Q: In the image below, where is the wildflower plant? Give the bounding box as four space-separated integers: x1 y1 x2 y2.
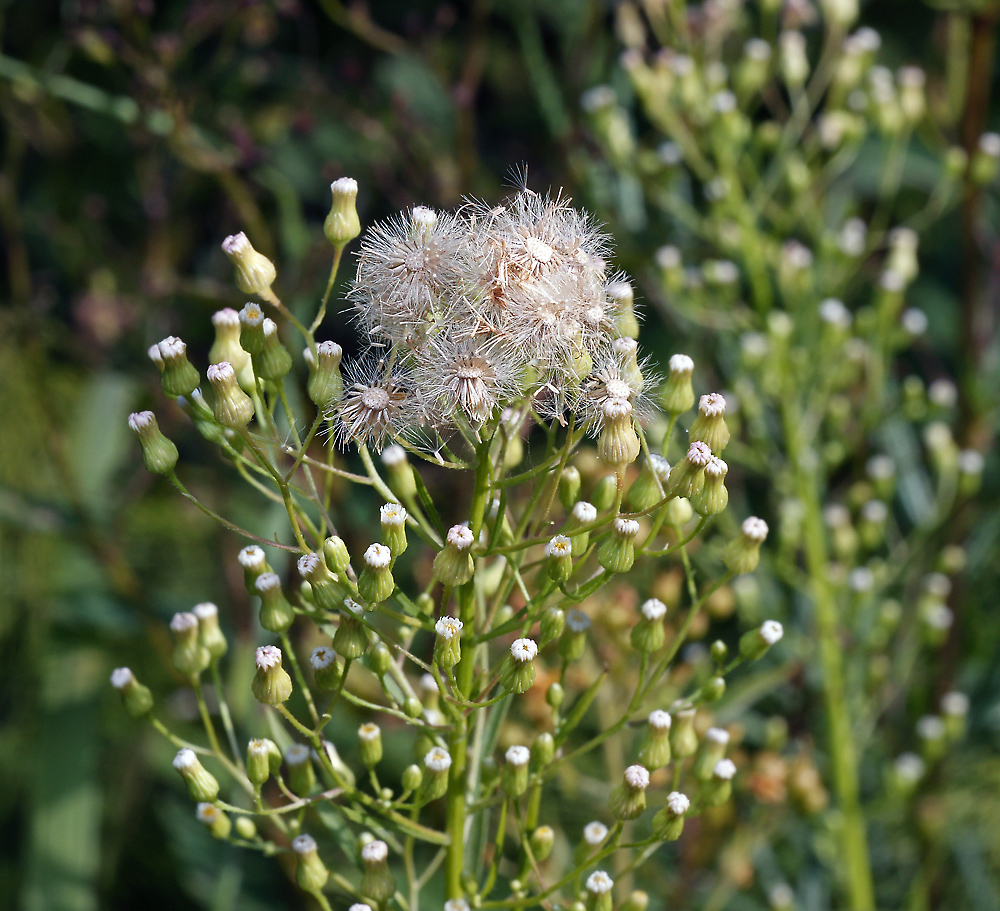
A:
118 179 787 909
580 4 988 907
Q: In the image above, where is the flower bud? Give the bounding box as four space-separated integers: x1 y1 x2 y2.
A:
378 503 408 559
607 280 639 339
668 442 712 499
597 398 640 468
529 824 555 861
207 362 255 429
598 517 640 574
209 308 252 384
433 616 464 668
422 746 452 801
304 340 344 411
592 474 619 512
558 609 591 662
359 839 395 906
402 764 423 793
253 318 292 382
500 638 538 694
631 598 667 653
251 645 293 705
297 552 341 611
691 456 728 517
283 743 316 796
670 708 699 758
170 612 210 677
559 465 582 510
324 177 362 248
701 757 736 806
539 607 565 646
433 525 475 586
693 727 731 781
238 545 271 593
621 891 649 911
238 302 267 357
254 573 295 632
531 732 555 769
689 393 730 455
292 834 329 894
740 620 784 661
192 601 227 661
626 455 670 512
381 444 417 500
563 500 597 555
724 516 769 574
368 641 391 677
958 449 984 497
196 802 231 839
941 691 969 741
333 599 369 660
545 534 574 583
157 336 200 398
358 722 383 767
502 744 531 797
585 870 614 911
651 791 690 841
222 232 276 298
780 30 809 87
971 132 1000 185
128 411 179 475
173 748 220 802
358 543 394 604
609 764 649 820
637 710 672 769
661 354 695 415
110 667 153 717
246 738 281 786
546 681 565 710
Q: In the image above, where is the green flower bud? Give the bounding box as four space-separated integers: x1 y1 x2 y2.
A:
559 610 591 663
358 722 383 767
297 553 341 612
608 280 639 339
539 607 565 646
668 442 712 499
379 503 408 558
324 177 362 248
207 362 255 429
545 534 574 583
192 602 227 661
941 691 969 742
196 802 231 839
637 710 672 769
222 232 276 298
317 739 356 789
703 675 726 701
433 617 464 668
157 336 200 398
285 743 316 796
500 638 538 694
690 456 728 517
381 445 417 501
110 667 153 717
209 308 252 386
971 132 1000 185
405 696 424 719
693 727 731 781
609 764 649 820
546 681 565 710
531 732 555 768
253 573 295 632
710 640 729 666
739 620 783 661
592 475 619 513
689 393 730 455
958 449 985 497
626 455 670 512
700 757 736 806
433 525 475 586
651 791 690 840
358 543 394 604
402 764 423 793
598 517 640 574
664 496 694 527
529 824 555 861
128 411 179 475
559 465 582 510
309 646 341 689
368 641 392 677
334 600 370 660
502 744 531 797
670 708 699 759
238 302 267 356
723 517 769 575
563 500 597 555
359 839 395 907
173 748 220 802
620 891 649 911
235 816 257 840
251 645 293 705
415 592 434 616
422 746 452 801
252 318 292 382
238 545 271 594
597 398 641 468
292 834 329 895
305 340 344 410
661 354 695 415
631 598 667 653
170 612 210 677
246 738 280 786
585 870 615 911
916 715 947 764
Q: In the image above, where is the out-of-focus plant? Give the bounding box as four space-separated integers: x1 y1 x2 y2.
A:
579 2 996 908
115 179 791 910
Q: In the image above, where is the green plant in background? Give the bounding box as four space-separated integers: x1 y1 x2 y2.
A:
115 180 792 910
579 1 995 908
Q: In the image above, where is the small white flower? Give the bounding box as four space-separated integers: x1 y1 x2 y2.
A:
170 611 198 633
916 715 945 741
248 739 272 759
586 871 614 895
158 335 186 361
364 543 392 569
206 361 237 385
424 746 452 772
361 839 388 864
742 517 769 542
686 441 713 467
256 572 281 594
285 743 311 766
358 722 381 742
238 545 266 570
435 617 464 639
641 598 667 621
572 500 598 522
546 535 573 557
173 748 197 770
110 667 134 690
861 500 888 523
505 745 530 766
713 758 737 780
297 553 323 579
760 620 784 645
292 834 317 854
656 246 681 270
255 645 282 670
380 503 407 526
959 449 984 475
666 791 690 815
924 604 953 630
902 308 928 336
624 765 650 789
350 905 375 911
510 638 538 662
613 517 640 537
706 727 730 745
819 297 851 329
446 524 475 551
866 455 895 481
421 673 439 693
381 444 407 467
849 568 874 593
979 131 1000 157
648 710 672 730
195 802 220 823
583 821 609 845
222 232 250 257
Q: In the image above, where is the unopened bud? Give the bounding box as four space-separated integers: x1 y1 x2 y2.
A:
324 177 362 248
110 667 153 717
128 411 179 475
251 645 293 705
222 232 276 298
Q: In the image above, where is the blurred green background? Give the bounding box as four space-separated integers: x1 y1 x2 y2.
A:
1 1 999 910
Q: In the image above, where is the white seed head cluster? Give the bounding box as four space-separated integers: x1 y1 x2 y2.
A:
510 638 538 662
330 190 658 449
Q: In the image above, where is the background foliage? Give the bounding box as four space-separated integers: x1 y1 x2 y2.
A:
1 1 998 910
